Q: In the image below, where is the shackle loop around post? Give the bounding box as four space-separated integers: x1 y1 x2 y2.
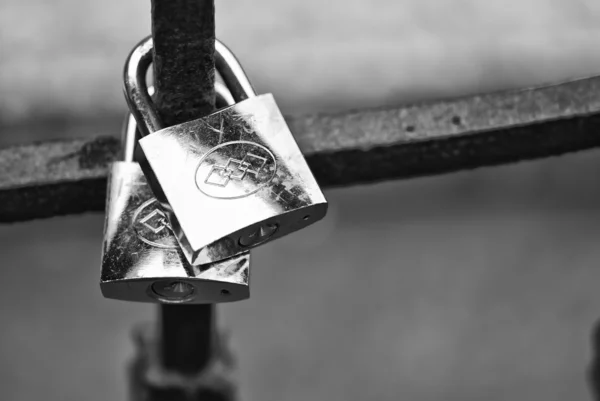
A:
121 83 237 163
121 86 156 162
214 40 256 102
123 36 257 139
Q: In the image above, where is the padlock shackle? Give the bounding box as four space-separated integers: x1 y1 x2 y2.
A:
215 40 257 102
121 84 237 162
121 114 139 163
123 36 256 138
123 37 161 137
121 84 158 162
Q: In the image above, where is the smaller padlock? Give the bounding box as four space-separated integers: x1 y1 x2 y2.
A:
100 85 250 304
124 36 328 266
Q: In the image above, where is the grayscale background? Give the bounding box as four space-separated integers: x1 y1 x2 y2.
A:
2 0 600 400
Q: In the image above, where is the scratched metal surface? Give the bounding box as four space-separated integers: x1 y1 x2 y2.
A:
2 1 600 401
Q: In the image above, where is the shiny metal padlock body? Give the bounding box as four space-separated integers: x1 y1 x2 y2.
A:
101 87 250 304
124 37 328 266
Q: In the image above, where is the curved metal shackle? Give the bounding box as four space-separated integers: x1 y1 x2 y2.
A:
123 36 257 138
121 83 237 162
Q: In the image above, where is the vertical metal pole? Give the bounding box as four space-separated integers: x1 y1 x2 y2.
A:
159 305 214 372
151 0 216 125
590 322 600 400
151 0 217 375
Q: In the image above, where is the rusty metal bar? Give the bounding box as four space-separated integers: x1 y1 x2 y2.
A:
152 0 216 126
151 0 217 378
159 303 214 374
590 322 600 400
2 76 600 223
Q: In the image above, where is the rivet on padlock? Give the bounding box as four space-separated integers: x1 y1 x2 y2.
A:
100 85 250 304
123 36 328 266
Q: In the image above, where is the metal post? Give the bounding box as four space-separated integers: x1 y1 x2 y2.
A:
590 322 600 400
130 1 236 400
151 0 216 126
159 304 214 373
151 0 217 375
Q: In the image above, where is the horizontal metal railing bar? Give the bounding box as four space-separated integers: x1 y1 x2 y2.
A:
2 76 600 222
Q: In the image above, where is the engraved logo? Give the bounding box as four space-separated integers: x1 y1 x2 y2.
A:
139 208 169 234
195 141 277 199
132 199 178 249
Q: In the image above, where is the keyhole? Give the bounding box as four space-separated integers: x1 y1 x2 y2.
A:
238 223 279 247
151 280 195 303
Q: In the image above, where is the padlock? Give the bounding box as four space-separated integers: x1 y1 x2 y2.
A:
123 36 328 266
100 84 250 304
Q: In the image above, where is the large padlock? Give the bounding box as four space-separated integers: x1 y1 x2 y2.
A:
123 36 328 266
100 85 250 304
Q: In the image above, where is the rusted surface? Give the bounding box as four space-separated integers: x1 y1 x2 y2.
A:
130 323 236 401
151 0 218 381
0 137 118 222
2 76 600 222
293 75 600 186
144 0 220 384
151 0 216 127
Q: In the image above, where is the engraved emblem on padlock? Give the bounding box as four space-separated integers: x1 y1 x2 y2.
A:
100 85 250 304
123 37 328 266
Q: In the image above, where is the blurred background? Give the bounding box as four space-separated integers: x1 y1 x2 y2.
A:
2 0 600 400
